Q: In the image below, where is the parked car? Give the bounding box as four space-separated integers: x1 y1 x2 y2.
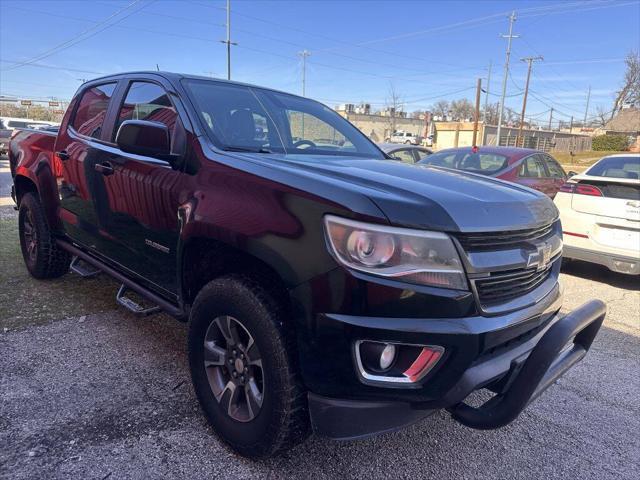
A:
0 118 10 155
386 130 421 145
554 153 640 274
0 116 59 131
378 142 432 163
418 146 569 198
9 71 605 459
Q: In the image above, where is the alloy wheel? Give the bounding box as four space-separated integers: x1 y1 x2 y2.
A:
203 315 264 422
23 209 38 262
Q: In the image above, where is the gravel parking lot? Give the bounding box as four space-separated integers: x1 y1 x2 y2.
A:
1 155 639 479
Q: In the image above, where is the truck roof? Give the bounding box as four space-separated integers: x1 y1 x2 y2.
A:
82 70 306 100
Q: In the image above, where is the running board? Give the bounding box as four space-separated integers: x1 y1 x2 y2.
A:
70 255 101 278
116 284 161 316
56 239 186 320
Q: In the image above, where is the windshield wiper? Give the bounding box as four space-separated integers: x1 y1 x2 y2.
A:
223 146 273 154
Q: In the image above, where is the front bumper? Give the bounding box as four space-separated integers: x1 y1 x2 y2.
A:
307 299 605 439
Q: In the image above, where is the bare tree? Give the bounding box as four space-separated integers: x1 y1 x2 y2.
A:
594 105 610 128
384 82 403 135
484 102 500 125
431 100 450 119
449 98 475 121
611 50 640 118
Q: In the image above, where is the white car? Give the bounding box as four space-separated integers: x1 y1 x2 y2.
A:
554 153 640 275
387 131 421 145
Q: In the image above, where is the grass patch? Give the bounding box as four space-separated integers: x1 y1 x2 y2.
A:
552 150 623 166
0 207 118 330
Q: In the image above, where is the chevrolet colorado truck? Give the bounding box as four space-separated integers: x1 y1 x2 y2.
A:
9 72 605 458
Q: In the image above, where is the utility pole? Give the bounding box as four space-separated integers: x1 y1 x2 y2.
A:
548 108 554 130
583 85 591 125
472 78 482 147
298 50 311 97
517 55 543 147
569 115 574 133
496 11 519 146
483 60 492 120
220 0 237 80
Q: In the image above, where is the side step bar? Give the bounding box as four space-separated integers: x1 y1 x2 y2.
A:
70 255 101 278
116 284 161 316
57 240 186 320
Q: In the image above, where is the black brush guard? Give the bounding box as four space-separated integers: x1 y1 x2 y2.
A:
448 300 606 430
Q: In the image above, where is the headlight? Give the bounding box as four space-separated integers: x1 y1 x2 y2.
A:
323 215 467 290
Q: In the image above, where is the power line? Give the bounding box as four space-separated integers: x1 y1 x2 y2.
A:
1 0 150 72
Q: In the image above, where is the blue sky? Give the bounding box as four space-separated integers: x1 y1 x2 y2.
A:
1 0 639 125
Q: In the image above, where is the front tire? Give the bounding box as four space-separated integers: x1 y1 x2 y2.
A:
188 275 310 458
18 192 71 279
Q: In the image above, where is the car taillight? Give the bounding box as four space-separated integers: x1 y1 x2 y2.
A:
575 184 603 196
559 183 603 196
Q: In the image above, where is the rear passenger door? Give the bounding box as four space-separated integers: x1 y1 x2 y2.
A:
542 154 567 198
517 154 554 197
55 82 119 250
93 79 188 297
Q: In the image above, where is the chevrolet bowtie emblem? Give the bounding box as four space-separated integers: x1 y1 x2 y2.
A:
527 243 552 272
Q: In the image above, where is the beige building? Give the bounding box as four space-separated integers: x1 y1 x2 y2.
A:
336 110 428 143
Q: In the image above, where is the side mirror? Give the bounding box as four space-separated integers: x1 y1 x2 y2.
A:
116 120 172 160
567 171 578 178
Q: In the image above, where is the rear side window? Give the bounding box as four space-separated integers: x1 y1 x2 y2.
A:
586 156 640 179
390 149 415 163
72 83 116 139
544 156 566 178
114 81 178 137
519 155 548 178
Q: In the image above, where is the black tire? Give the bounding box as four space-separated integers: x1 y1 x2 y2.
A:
188 274 310 458
18 192 71 279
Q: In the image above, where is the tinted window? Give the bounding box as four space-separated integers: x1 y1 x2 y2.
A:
183 79 384 159
390 149 415 163
72 83 116 138
420 151 507 174
544 156 566 178
586 156 640 179
415 148 431 160
115 82 177 136
8 121 29 128
519 155 548 178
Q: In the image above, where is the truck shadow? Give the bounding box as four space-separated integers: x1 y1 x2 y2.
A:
561 258 639 291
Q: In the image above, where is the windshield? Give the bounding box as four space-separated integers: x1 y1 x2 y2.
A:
418 150 508 175
586 156 639 179
183 79 385 159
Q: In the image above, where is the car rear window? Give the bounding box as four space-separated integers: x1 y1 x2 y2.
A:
419 151 508 175
586 156 640 179
72 83 117 139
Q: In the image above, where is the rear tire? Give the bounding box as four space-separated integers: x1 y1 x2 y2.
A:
188 274 310 458
18 192 71 279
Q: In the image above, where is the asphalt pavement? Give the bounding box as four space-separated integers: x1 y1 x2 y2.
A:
0 153 638 479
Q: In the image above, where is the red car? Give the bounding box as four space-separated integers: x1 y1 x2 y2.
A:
418 146 569 198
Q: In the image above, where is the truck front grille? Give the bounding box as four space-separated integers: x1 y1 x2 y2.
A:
473 263 554 306
456 223 554 251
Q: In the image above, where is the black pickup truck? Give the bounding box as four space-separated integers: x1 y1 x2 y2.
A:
9 71 605 458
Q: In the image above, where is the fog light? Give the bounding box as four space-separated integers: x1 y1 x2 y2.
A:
379 344 397 370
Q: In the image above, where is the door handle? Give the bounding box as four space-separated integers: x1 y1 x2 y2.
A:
56 150 70 161
94 161 114 176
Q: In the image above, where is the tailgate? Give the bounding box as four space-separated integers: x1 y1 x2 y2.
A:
571 179 640 222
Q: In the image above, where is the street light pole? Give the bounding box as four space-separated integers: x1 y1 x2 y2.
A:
496 11 519 146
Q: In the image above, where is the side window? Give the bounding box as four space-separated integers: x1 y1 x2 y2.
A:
416 149 431 161
391 149 415 163
114 82 178 139
518 155 547 178
545 156 566 178
72 83 116 139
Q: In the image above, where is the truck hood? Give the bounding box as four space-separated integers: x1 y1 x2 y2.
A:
251 154 559 232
